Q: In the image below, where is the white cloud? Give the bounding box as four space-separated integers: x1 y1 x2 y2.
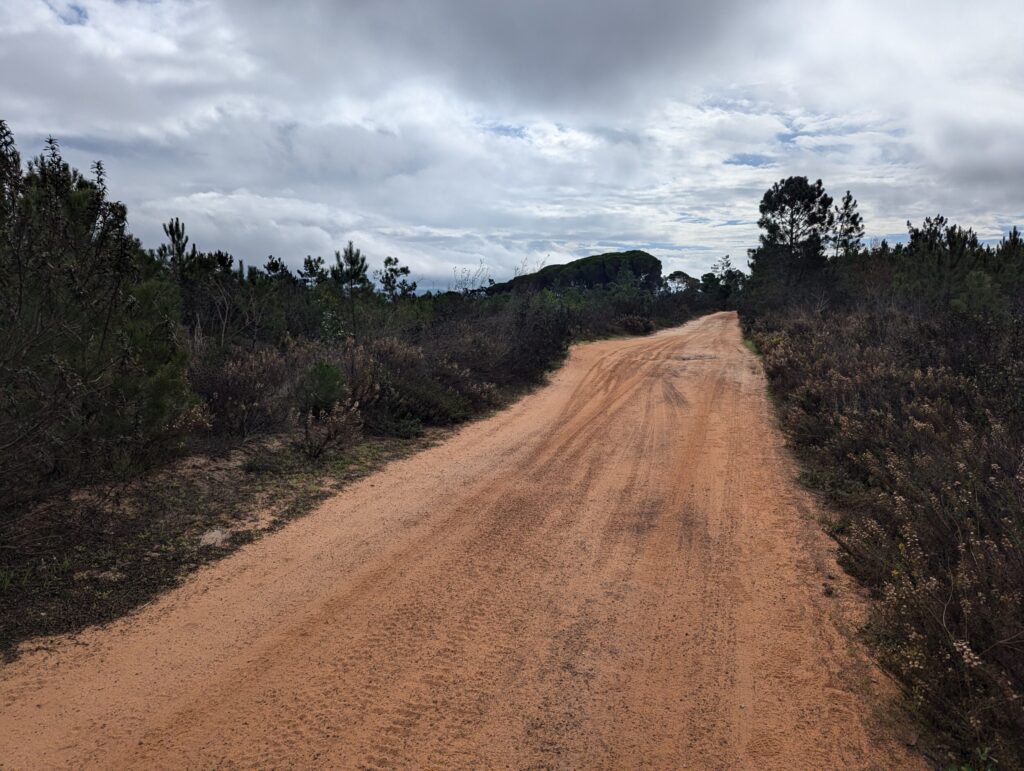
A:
1 0 1022 284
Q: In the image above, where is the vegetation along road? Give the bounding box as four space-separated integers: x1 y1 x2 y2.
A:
0 312 921 768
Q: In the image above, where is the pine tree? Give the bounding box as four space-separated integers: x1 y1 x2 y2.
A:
757 176 835 255
832 190 864 259
0 123 190 513
375 255 416 302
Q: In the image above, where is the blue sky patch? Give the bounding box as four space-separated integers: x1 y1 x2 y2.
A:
724 153 774 167
482 122 527 139
48 2 88 25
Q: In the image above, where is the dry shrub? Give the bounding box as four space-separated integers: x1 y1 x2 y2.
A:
296 399 363 459
189 336 381 440
751 309 1024 766
364 336 500 433
612 314 655 335
189 340 296 437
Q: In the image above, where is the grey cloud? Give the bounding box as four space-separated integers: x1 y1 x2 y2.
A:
220 0 757 112
1 0 1022 285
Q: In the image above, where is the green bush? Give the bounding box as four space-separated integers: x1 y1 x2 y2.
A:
297 361 348 416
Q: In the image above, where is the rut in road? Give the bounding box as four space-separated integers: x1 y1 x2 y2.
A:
0 312 920 769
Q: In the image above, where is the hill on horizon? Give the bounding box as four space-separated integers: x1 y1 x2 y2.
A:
487 250 662 294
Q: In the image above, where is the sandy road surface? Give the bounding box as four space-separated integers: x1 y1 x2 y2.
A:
0 312 919 769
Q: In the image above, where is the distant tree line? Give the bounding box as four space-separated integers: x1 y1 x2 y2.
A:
740 176 1024 766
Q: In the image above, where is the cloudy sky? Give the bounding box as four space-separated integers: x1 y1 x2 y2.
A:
2 0 1022 286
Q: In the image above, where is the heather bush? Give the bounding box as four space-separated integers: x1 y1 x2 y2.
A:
296 398 363 460
750 310 1024 765
611 314 655 336
365 336 500 432
189 342 297 437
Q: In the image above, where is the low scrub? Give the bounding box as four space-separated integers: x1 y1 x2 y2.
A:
749 309 1024 766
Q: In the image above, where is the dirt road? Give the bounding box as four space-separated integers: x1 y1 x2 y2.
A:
0 312 919 769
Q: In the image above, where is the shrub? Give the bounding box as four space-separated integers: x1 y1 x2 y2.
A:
365 337 495 431
751 309 1024 765
296 361 348 416
612 314 655 335
189 343 296 438
503 290 573 381
296 399 363 459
